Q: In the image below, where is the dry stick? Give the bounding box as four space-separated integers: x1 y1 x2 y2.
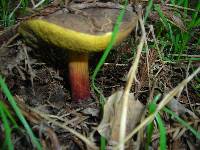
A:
38 112 98 150
103 63 129 66
115 67 200 149
15 97 98 149
34 125 61 150
152 119 200 140
33 0 46 9
69 2 132 11
9 0 23 20
22 44 36 95
118 7 145 150
169 54 200 58
175 127 187 140
0 33 19 50
157 67 200 110
140 6 151 99
4 33 19 47
165 4 196 11
185 61 195 113
31 0 36 7
149 25 163 60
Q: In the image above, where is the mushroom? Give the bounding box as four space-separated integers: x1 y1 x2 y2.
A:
18 4 138 102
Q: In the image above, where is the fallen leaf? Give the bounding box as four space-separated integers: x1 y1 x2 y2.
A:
97 90 144 145
167 98 198 119
82 107 99 117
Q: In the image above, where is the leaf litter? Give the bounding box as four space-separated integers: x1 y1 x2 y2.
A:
0 0 200 150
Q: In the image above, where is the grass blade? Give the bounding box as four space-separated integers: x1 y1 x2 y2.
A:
0 75 42 150
0 101 14 150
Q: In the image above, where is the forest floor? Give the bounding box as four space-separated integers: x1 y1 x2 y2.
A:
0 0 200 150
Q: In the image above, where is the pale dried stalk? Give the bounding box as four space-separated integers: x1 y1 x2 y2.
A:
15 98 98 150
156 67 200 110
34 0 46 9
118 5 145 150
116 67 200 149
39 112 98 150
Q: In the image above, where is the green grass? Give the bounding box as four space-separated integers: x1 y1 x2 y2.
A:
92 1 200 149
0 1 50 149
145 0 200 62
0 0 199 149
0 0 28 27
146 93 200 150
0 101 17 150
143 1 200 148
91 0 129 149
0 0 51 27
164 107 200 139
144 0 200 99
92 0 129 105
0 75 42 150
146 94 166 150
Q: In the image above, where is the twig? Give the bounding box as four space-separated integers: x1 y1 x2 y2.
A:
169 54 200 58
31 0 36 7
185 61 193 109
0 33 19 50
34 125 61 150
38 112 98 149
9 0 23 20
165 4 196 11
14 97 98 150
119 4 145 150
34 0 46 9
22 44 35 94
121 67 200 147
69 2 132 12
149 25 163 61
152 119 200 140
103 63 129 66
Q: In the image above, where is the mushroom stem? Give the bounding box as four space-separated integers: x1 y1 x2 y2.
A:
68 52 90 102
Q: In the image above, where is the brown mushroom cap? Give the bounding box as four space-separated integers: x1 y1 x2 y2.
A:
18 7 138 53
18 5 138 102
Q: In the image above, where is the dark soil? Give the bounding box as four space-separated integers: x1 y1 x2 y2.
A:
0 1 200 150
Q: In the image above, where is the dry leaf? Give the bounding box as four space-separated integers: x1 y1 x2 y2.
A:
167 98 198 119
160 5 187 31
82 107 99 117
97 90 144 145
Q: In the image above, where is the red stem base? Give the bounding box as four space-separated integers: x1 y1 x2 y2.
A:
68 53 90 102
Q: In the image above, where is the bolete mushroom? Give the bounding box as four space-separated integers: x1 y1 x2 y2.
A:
18 4 138 102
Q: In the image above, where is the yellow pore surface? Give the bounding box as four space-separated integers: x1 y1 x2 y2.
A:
19 19 133 53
